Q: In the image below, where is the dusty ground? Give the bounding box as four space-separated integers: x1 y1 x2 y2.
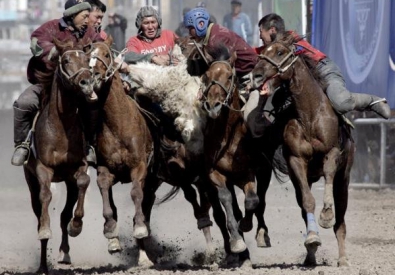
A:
1 110 395 275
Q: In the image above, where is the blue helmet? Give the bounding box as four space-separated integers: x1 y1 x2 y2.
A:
184 8 210 37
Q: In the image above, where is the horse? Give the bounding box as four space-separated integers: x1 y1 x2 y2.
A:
199 45 270 258
86 36 155 263
127 42 256 267
251 33 355 266
23 38 97 274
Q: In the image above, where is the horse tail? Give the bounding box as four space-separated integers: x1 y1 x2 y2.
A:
155 186 181 205
271 145 290 183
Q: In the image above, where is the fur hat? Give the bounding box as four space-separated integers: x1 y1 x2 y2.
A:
135 6 162 29
63 0 91 17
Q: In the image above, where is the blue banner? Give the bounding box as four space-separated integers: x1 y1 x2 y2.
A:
312 0 394 109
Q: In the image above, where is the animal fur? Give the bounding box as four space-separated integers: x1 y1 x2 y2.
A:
127 45 205 154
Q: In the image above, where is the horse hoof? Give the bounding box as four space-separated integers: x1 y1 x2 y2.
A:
137 250 154 268
256 228 271 247
230 239 247 253
240 259 253 269
133 225 149 239
108 237 122 254
319 208 335 229
67 219 83 237
38 228 52 240
238 218 253 232
304 233 322 248
338 257 350 267
303 254 317 266
58 251 71 264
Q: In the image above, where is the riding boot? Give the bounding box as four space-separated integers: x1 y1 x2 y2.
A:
82 108 99 166
353 94 391 119
11 107 32 166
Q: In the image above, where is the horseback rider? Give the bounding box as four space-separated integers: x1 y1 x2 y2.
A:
11 0 103 166
256 13 391 119
86 0 107 39
183 7 270 138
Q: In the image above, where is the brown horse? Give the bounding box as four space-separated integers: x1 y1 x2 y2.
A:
87 36 154 260
252 33 355 266
200 46 265 256
23 38 96 274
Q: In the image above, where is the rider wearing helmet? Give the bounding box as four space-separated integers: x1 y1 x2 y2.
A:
184 7 268 138
11 0 103 166
124 6 178 66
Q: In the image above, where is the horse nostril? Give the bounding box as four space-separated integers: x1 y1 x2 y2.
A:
214 102 221 109
203 101 210 111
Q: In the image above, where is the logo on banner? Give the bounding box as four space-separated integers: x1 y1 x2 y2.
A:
340 0 385 84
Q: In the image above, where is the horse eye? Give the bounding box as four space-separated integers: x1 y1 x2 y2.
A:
277 51 283 56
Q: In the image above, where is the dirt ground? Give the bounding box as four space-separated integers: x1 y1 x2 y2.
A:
1 110 395 275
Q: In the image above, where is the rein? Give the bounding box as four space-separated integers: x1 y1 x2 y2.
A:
58 49 91 81
201 61 242 112
258 47 299 78
89 41 126 82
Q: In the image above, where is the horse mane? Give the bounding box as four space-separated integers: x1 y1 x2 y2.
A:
205 44 231 62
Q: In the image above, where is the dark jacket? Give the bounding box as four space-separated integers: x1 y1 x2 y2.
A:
203 23 258 78
27 18 103 84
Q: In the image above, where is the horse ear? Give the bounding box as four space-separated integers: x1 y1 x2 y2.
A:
83 38 93 53
105 35 114 48
229 51 237 66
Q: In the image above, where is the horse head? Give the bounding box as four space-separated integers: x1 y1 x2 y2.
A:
88 35 119 90
176 37 209 76
54 37 98 102
252 33 299 96
201 45 237 119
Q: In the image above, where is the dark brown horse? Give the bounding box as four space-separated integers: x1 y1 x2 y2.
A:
87 36 154 260
200 46 265 256
178 39 273 255
252 33 355 266
23 38 96 274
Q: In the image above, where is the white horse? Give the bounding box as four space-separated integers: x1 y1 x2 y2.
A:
127 45 205 155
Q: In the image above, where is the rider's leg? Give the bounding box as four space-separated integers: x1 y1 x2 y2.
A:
79 104 99 166
317 58 390 119
11 84 41 166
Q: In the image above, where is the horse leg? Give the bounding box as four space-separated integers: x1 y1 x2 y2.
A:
254 165 272 247
136 175 159 267
288 156 321 266
67 165 90 237
182 183 215 261
319 148 341 229
97 166 120 253
333 144 353 267
57 180 78 264
130 161 149 239
209 170 247 254
237 179 259 233
24 167 50 274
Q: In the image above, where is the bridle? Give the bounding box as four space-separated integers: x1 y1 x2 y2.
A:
89 41 125 83
258 44 299 78
58 49 91 81
201 60 239 115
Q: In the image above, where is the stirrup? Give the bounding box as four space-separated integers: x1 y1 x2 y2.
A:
369 97 387 107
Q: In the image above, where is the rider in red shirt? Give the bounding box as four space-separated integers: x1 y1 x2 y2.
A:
124 6 178 66
257 13 390 119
